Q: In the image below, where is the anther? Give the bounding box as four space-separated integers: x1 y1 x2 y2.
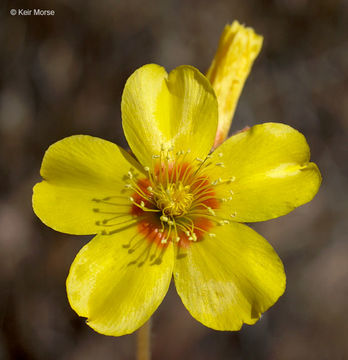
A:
129 197 134 202
215 162 225 167
218 152 223 157
188 234 197 241
195 157 204 162
207 207 216 216
152 155 160 159
228 176 236 183
127 171 133 179
160 215 169 222
161 238 168 244
208 233 216 237
147 186 153 192
176 236 181 242
144 166 150 172
140 201 145 208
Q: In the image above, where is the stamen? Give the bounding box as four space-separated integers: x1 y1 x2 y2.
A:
122 147 226 249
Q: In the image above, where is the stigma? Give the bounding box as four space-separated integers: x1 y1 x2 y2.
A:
155 182 193 216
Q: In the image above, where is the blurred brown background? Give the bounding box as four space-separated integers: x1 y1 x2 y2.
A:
0 0 347 359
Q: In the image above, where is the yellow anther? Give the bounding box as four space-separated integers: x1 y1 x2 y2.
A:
228 176 236 183
160 215 169 222
208 207 216 216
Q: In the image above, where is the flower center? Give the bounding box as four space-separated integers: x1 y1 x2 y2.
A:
155 182 193 217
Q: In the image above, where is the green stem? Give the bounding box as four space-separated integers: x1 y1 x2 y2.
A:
136 319 151 360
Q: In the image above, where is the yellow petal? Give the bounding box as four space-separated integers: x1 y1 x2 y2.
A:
206 21 263 148
67 227 174 336
33 135 143 235
122 64 218 167
208 123 322 222
174 222 285 330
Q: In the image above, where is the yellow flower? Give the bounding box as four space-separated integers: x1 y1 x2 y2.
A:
33 64 321 336
206 21 263 148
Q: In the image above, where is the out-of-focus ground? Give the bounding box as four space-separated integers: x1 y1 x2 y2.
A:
0 0 347 359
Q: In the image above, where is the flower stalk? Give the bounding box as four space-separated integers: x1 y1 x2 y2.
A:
136 319 151 360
